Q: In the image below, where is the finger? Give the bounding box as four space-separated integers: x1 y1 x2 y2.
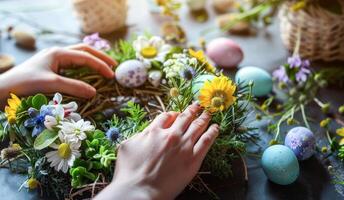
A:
56 49 115 78
193 124 219 162
169 102 201 135
67 44 117 67
149 112 179 130
183 111 211 145
50 76 96 99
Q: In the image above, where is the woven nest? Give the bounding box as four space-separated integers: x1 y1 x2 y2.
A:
279 2 344 61
60 72 166 125
72 0 128 34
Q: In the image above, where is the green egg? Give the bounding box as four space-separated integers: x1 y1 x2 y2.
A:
191 74 216 100
235 66 273 97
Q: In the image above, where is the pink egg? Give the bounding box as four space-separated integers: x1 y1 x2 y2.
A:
206 37 243 68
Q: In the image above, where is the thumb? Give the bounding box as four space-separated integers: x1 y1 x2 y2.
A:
53 76 96 99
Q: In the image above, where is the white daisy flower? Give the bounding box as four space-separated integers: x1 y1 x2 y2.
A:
45 135 81 173
58 119 95 143
133 36 171 66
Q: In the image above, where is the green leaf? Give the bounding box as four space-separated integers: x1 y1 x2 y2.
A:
34 129 58 150
32 94 48 109
317 0 342 15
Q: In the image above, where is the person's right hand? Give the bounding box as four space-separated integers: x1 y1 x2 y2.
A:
0 44 116 107
95 103 220 200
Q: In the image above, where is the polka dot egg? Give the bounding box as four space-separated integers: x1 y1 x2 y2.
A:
285 126 316 160
261 145 299 185
115 60 148 88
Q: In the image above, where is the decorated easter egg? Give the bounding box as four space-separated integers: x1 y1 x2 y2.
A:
285 127 316 160
148 70 163 87
261 145 299 185
206 37 243 68
192 74 216 99
235 66 272 97
115 60 148 88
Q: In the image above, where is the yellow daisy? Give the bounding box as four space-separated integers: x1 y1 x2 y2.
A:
189 49 216 73
4 93 21 124
199 76 237 113
336 128 344 145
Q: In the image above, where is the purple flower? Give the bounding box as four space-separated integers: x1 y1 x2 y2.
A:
273 66 289 83
295 67 311 82
288 55 302 68
83 33 110 51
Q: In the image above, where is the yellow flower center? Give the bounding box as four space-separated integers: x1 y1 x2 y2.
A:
27 178 39 190
58 143 71 159
169 87 179 97
141 46 158 58
211 97 224 108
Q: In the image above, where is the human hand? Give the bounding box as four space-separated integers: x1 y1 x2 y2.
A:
0 44 116 107
95 103 219 200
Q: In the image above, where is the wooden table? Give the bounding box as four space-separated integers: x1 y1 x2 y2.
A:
0 0 343 199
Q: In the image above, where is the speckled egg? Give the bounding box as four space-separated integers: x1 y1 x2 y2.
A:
235 66 272 97
261 145 299 185
191 74 216 99
285 127 316 161
206 37 243 68
115 60 148 88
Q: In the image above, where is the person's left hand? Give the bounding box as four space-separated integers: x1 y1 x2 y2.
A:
0 44 117 107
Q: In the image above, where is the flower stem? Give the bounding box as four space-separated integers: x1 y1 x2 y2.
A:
300 104 310 129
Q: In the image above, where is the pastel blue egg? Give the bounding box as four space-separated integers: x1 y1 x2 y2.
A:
191 74 216 99
235 66 272 97
285 127 316 160
261 145 299 185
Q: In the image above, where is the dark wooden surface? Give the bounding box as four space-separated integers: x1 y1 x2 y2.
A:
0 0 344 199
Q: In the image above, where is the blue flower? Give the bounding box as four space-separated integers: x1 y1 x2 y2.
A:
24 106 53 137
180 66 196 80
106 127 121 143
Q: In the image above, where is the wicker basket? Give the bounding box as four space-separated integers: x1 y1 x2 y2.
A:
72 0 127 34
279 2 344 61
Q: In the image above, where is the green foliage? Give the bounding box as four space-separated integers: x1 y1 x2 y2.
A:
107 40 136 63
33 129 58 150
166 77 194 112
338 145 344 161
16 93 48 125
110 101 149 140
32 94 48 109
70 129 115 188
204 82 255 178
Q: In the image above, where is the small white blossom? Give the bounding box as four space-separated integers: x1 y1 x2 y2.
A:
58 119 95 143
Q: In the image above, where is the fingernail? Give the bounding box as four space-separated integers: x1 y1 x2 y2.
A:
192 101 200 106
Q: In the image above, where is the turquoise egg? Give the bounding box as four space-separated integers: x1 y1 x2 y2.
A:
191 74 216 99
261 145 299 185
235 66 272 97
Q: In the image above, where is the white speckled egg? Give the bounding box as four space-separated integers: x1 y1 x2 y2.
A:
261 145 299 185
115 60 148 88
206 37 243 68
235 66 272 97
148 70 162 87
